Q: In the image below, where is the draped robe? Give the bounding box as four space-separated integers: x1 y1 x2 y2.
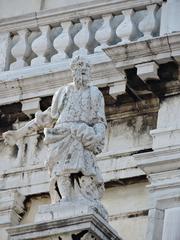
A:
37 84 106 183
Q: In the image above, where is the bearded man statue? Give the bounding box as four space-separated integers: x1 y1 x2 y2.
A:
3 55 108 219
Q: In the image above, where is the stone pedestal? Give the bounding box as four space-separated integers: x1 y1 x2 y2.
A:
7 205 121 240
34 199 108 223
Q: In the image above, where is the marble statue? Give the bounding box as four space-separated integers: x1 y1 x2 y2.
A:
3 55 108 219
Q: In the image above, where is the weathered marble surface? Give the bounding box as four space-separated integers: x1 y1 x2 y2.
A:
160 0 180 35
0 1 161 74
3 55 108 220
151 95 180 150
136 92 180 240
162 207 180 240
3 57 122 239
7 210 121 240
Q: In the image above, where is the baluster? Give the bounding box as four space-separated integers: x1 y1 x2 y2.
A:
95 14 114 52
0 32 11 71
10 29 31 70
51 21 73 62
139 4 158 40
31 25 52 66
116 9 136 44
73 17 92 56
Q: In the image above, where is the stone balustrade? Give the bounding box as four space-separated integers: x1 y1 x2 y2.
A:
0 2 161 72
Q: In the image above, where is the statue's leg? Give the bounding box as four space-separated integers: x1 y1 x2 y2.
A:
49 176 61 204
57 174 71 202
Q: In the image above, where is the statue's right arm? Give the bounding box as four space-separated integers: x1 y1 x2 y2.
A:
3 86 66 146
3 107 55 146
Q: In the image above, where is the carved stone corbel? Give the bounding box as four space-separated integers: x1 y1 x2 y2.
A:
135 61 159 82
21 97 41 118
109 71 127 99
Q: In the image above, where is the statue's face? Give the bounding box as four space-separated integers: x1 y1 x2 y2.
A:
72 61 90 88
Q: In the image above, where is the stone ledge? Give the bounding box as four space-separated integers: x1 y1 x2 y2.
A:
7 211 122 240
99 151 146 182
135 148 180 207
0 52 123 106
149 169 180 192
150 128 180 150
0 0 163 32
106 97 159 121
134 147 180 175
104 33 180 69
34 200 108 223
1 33 179 107
0 150 146 196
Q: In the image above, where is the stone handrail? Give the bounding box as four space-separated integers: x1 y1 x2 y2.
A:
0 0 162 72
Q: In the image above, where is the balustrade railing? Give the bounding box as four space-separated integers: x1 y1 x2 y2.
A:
0 3 161 72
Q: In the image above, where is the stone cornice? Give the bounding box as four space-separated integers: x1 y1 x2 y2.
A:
0 0 163 32
7 212 121 240
0 53 122 106
0 34 178 106
0 149 146 196
134 148 180 200
134 147 180 175
104 33 180 69
149 169 180 189
106 97 159 121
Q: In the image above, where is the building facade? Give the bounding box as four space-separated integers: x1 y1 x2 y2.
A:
0 0 180 239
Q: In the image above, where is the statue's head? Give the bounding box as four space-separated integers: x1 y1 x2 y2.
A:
70 55 91 88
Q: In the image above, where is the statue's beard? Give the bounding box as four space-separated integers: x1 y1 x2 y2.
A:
73 73 89 88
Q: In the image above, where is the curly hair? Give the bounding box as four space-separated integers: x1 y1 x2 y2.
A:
70 55 90 71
